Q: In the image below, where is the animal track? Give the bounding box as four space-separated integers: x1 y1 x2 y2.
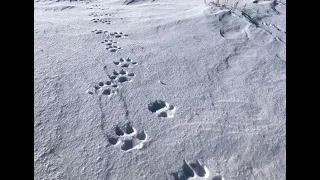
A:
113 58 138 68
87 80 119 96
91 18 111 24
107 123 148 151
91 29 108 35
89 12 112 17
172 160 223 180
87 4 106 10
90 31 123 52
102 39 122 52
90 4 106 10
88 57 139 95
91 31 128 52
107 69 135 84
89 13 103 17
148 100 176 118
109 32 129 38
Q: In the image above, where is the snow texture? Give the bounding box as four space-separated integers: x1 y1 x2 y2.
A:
34 0 286 179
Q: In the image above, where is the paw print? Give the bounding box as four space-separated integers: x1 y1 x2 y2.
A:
87 80 119 96
109 32 129 38
107 123 148 151
91 18 111 24
172 160 225 180
91 29 108 35
104 13 112 17
89 13 103 17
86 64 137 95
102 39 122 52
148 100 176 118
113 58 138 68
107 69 135 84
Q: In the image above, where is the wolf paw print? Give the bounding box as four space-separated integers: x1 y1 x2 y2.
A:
109 32 129 38
107 69 135 84
91 29 108 35
91 18 111 24
89 12 112 17
102 39 122 52
107 123 149 151
87 80 119 96
113 58 138 68
172 160 223 180
148 100 176 118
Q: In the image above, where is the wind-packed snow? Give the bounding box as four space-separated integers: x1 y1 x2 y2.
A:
34 0 286 179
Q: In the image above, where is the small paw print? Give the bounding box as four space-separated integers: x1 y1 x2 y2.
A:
87 80 119 96
91 29 108 34
113 58 138 68
103 39 122 52
109 32 128 38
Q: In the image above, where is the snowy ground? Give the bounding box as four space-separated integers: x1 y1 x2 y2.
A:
34 0 286 179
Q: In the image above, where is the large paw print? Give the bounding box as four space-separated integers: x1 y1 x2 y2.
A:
107 69 135 84
172 160 223 180
107 123 148 151
113 58 138 68
148 100 176 118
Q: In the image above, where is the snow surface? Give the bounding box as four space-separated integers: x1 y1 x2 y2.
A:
34 0 286 179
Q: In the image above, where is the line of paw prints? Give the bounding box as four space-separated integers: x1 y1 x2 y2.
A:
87 58 138 96
148 100 176 118
90 30 128 52
90 30 121 52
107 123 148 151
91 18 111 24
172 160 224 180
85 6 220 179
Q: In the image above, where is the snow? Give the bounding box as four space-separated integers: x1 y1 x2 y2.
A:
34 0 286 179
